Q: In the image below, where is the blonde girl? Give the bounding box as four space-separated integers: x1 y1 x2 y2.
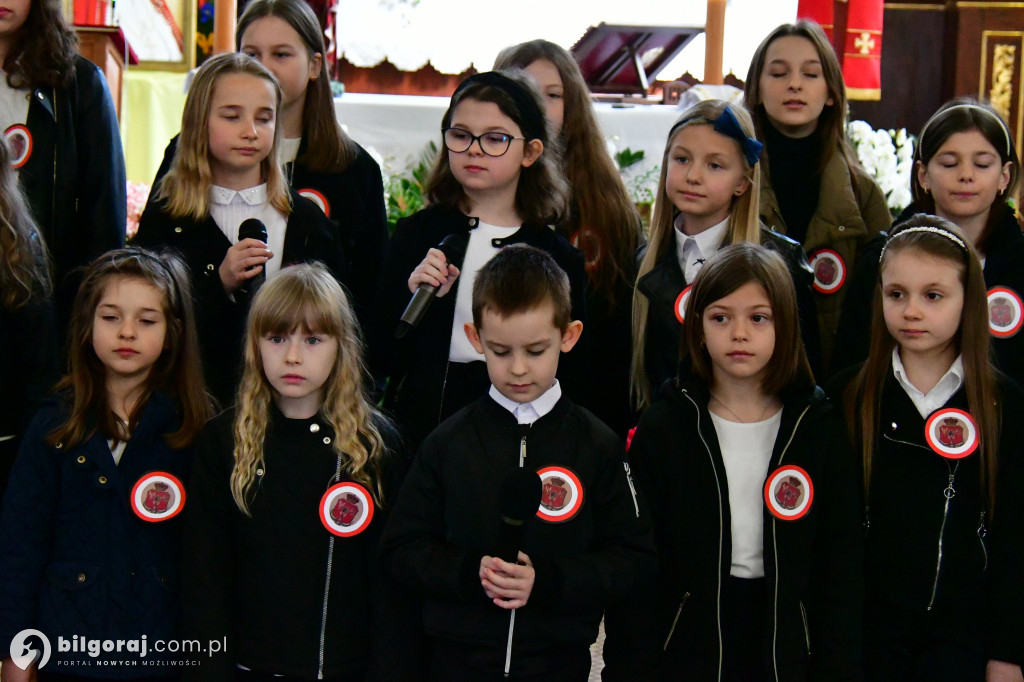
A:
135 52 346 405
0 247 211 680
0 135 56 500
836 215 1024 681
184 262 409 682
632 99 819 408
495 39 642 434
744 21 890 371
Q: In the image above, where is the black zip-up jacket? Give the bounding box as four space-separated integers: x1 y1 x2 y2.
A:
148 135 386 328
830 369 1024 668
378 394 655 677
834 204 1024 386
369 204 589 449
603 378 863 682
134 192 347 404
183 406 414 681
20 56 127 331
636 228 822 395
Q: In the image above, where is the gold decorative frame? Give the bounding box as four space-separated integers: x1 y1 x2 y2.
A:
980 30 1024 154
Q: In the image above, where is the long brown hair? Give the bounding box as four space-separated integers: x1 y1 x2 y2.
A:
631 101 763 408
237 0 358 173
48 248 212 451
684 243 812 397
0 136 50 310
425 69 569 226
744 21 859 174
231 263 388 515
155 53 291 220
912 98 1022 255
493 39 641 303
3 0 77 89
843 215 1000 512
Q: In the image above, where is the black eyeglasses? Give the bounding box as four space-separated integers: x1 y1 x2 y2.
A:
442 127 525 157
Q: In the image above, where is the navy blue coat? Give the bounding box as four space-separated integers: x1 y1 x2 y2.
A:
0 393 193 676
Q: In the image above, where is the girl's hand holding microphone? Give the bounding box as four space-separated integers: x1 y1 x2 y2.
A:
219 240 273 294
409 247 460 297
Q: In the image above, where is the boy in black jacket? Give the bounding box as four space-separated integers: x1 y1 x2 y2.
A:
379 245 655 681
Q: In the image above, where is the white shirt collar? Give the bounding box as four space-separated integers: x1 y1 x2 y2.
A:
891 349 965 418
210 183 268 207
489 380 562 425
675 214 729 281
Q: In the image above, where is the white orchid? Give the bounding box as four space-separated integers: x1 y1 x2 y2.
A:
847 120 916 216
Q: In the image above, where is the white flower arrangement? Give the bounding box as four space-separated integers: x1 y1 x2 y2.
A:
847 120 916 216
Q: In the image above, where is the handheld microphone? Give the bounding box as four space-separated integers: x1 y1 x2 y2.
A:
395 233 468 339
495 468 542 564
237 218 268 296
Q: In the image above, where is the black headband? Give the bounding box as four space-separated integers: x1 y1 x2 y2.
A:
450 71 547 144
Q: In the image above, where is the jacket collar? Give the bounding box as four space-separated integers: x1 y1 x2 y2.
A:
636 245 686 306
30 86 56 122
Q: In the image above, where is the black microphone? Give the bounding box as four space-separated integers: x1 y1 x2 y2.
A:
395 233 468 339
495 468 542 564
237 218 268 296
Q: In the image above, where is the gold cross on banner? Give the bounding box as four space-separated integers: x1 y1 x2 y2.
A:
855 32 875 55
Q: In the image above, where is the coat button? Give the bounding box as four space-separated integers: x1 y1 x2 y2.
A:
207 264 215 271
310 423 320 433
256 468 264 476
55 442 63 449
77 455 86 464
492 238 502 247
838 225 846 232
98 475 108 484
468 217 479 227
890 422 897 430
77 573 86 583
174 226 182 233
323 437 331 445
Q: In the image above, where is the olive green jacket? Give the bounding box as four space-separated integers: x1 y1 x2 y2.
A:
760 146 891 371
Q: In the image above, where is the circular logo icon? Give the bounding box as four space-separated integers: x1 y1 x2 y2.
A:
764 465 814 521
674 285 693 324
131 472 185 522
535 466 584 523
319 482 374 537
298 188 330 218
809 249 845 294
9 629 51 671
987 287 1023 338
924 408 979 459
5 124 32 169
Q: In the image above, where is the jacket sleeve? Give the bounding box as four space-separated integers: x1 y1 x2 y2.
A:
986 386 1024 666
529 432 655 613
377 435 484 603
0 411 60 648
347 147 389 331
74 57 126 255
601 416 667 681
182 418 237 682
807 403 865 681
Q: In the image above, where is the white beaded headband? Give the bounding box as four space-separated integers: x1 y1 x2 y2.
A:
879 226 968 262
918 103 1012 157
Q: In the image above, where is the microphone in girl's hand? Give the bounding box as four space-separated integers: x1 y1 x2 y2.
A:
238 218 268 296
395 233 468 339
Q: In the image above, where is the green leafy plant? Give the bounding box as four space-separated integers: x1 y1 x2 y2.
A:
386 141 437 233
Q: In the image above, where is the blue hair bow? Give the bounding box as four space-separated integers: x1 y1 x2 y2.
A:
714 106 763 166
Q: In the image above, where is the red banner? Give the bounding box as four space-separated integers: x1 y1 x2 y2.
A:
843 0 883 100
796 0 835 41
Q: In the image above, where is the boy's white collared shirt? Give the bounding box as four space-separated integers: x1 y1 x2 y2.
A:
210 183 287 278
675 214 729 283
489 380 562 425
891 349 964 418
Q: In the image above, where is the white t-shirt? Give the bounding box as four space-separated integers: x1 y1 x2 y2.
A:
209 184 287 279
449 221 520 363
0 72 31 177
711 409 782 578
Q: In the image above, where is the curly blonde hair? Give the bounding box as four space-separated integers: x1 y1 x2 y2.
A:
231 263 387 514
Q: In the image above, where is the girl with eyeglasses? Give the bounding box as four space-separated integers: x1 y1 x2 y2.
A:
370 69 588 450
